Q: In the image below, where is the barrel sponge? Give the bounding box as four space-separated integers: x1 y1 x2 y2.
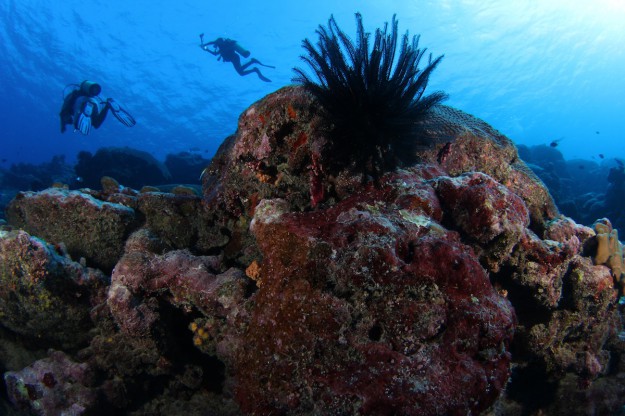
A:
592 218 624 291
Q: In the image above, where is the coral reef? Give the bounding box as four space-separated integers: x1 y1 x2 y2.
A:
136 190 227 252
590 218 624 293
75 147 172 189
1 85 624 415
107 234 249 344
518 144 624 234
434 172 530 271
0 155 76 192
164 151 211 184
0 150 210 223
202 86 624 413
0 155 78 222
0 229 108 350
4 350 97 415
234 169 515 415
604 164 625 232
293 13 447 178
5 188 139 272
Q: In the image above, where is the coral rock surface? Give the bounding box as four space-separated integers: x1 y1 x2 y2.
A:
0 86 623 415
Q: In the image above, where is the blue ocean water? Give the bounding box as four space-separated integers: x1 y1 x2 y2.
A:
1 0 624 166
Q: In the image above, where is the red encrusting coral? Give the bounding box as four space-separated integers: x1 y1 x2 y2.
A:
234 169 516 415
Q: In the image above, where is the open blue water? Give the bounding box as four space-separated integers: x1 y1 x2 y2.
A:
1 0 624 167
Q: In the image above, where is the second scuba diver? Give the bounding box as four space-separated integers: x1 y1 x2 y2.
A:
199 34 275 82
60 81 136 135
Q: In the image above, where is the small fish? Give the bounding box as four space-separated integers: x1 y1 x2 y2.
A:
596 131 600 134
549 137 564 148
616 159 624 168
599 154 604 159
437 142 452 164
579 165 585 169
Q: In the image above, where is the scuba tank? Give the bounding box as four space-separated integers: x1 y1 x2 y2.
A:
79 80 102 97
233 43 250 58
222 38 250 58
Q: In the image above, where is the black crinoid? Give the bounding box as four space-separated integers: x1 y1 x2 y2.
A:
293 13 448 180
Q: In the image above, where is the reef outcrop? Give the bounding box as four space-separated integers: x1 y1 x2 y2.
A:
5 188 138 273
234 171 515 415
74 147 172 190
1 86 624 415
0 229 108 350
4 350 97 415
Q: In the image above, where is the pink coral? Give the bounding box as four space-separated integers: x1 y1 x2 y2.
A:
107 231 249 353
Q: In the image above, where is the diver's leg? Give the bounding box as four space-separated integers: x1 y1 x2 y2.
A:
91 102 109 128
107 98 136 127
239 59 274 70
238 67 271 82
232 57 271 81
239 59 256 71
73 98 97 135
230 55 248 76
247 58 275 69
254 69 272 82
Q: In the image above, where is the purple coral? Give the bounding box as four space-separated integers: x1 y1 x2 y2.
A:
4 350 96 416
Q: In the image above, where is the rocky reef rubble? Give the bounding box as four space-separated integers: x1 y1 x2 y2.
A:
4 350 97 415
1 86 624 415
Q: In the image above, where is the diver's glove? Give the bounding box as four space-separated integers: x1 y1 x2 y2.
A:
107 98 136 127
76 100 96 135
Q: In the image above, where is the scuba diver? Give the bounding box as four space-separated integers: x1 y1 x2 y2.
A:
199 34 275 82
59 80 136 135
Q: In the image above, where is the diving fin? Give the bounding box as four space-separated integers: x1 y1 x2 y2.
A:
75 101 95 135
107 98 136 127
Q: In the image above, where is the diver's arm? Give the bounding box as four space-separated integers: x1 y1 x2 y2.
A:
202 48 219 56
200 40 219 54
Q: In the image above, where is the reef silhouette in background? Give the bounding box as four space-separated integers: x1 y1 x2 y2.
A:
293 13 448 179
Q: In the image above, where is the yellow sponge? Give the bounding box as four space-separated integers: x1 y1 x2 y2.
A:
593 218 624 293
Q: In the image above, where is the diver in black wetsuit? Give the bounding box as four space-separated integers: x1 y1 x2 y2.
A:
59 80 136 135
199 34 274 82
